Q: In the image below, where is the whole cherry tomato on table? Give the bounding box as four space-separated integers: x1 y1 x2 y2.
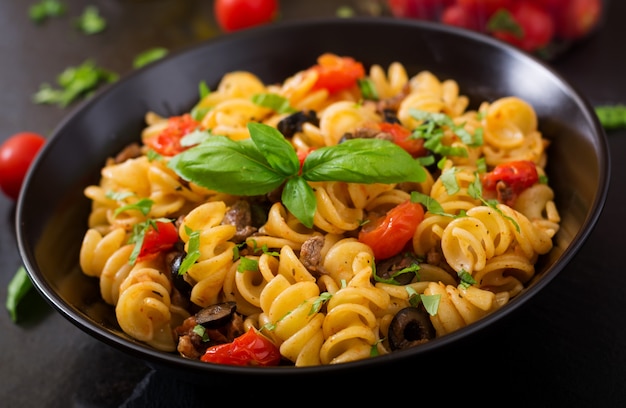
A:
0 132 46 201
214 0 279 32
359 199 425 260
201 328 282 366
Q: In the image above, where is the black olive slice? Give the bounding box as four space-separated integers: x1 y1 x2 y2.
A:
194 302 237 329
388 306 436 351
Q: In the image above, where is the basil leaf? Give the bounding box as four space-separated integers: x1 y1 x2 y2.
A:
282 176 317 228
168 135 285 195
6 266 34 323
302 138 426 184
248 122 300 176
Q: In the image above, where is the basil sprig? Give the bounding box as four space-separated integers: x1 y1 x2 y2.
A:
169 122 426 228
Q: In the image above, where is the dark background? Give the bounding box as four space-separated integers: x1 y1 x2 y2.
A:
1 1 625 406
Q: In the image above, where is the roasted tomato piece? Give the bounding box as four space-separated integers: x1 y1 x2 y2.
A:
144 114 202 156
359 200 425 260
137 221 179 261
201 328 281 366
308 53 366 94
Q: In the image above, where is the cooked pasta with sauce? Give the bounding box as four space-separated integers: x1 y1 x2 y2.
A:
79 53 560 366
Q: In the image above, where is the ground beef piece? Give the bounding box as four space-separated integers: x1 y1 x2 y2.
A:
114 142 142 163
222 200 257 243
174 312 245 360
299 235 327 277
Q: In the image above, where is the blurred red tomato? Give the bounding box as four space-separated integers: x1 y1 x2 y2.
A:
491 2 555 52
555 0 602 39
0 132 46 201
441 3 482 31
387 0 453 20
214 0 278 32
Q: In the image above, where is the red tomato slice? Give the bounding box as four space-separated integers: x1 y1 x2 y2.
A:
309 54 366 94
0 132 46 201
144 114 202 156
137 221 179 261
358 200 425 260
378 122 427 157
201 329 281 366
482 160 539 194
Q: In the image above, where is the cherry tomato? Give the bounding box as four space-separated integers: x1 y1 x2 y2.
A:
378 122 426 158
144 114 202 156
0 132 46 201
555 0 602 40
214 0 279 33
482 160 539 194
386 0 453 20
201 328 281 366
308 53 366 94
137 221 179 261
490 2 555 52
358 200 425 260
441 4 484 32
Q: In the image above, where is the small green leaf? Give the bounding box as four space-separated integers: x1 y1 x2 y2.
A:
133 47 168 69
595 104 626 130
29 0 66 24
6 266 34 323
251 93 296 114
420 294 440 316
75 6 106 35
238 257 259 273
179 227 201 275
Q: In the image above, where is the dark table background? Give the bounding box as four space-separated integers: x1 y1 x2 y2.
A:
1 1 625 406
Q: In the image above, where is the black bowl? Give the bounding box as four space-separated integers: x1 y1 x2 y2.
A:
16 17 610 381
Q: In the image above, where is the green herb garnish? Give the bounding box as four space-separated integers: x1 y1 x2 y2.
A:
33 59 118 107
29 0 66 24
252 93 296 114
6 266 34 323
595 104 626 130
75 6 106 35
133 47 169 69
169 122 426 228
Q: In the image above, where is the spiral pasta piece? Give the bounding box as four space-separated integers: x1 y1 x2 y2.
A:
424 282 505 337
116 277 176 351
178 201 237 308
320 253 390 364
318 100 381 146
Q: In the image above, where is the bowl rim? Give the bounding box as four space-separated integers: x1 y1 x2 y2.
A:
16 16 611 376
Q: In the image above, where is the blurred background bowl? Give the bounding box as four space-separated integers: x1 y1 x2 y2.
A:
16 17 609 382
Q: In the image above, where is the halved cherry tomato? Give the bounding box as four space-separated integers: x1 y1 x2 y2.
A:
358 199 425 260
378 122 427 158
481 160 539 205
0 132 46 201
308 54 366 94
144 114 202 156
201 328 281 366
214 0 279 33
137 221 179 261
